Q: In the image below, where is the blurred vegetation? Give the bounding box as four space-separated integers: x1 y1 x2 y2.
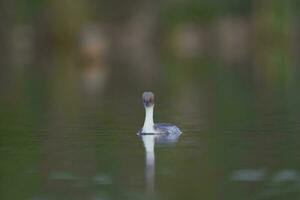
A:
1 0 298 87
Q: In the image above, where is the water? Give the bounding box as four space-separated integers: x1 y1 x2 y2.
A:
1 70 300 200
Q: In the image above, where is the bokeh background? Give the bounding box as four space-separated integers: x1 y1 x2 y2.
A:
1 0 300 200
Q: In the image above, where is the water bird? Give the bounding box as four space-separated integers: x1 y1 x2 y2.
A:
138 91 182 135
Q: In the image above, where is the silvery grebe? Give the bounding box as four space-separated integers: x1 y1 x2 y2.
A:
138 91 182 135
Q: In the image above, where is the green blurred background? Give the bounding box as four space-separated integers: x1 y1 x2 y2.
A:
1 0 300 200
1 0 299 89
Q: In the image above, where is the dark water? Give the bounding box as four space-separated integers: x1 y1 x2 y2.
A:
1 69 300 200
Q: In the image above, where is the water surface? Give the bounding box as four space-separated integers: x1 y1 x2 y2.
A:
1 71 300 200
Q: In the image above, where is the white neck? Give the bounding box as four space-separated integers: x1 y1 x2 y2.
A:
143 105 155 133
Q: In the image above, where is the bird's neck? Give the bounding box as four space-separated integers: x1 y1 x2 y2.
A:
143 105 155 132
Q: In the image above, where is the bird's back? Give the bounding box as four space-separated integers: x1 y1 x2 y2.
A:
154 123 182 134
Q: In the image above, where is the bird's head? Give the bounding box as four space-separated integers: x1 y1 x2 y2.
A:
142 91 155 108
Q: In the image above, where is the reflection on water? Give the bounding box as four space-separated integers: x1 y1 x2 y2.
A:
272 170 299 182
231 169 265 182
49 171 81 181
141 135 155 193
140 133 182 193
231 169 300 183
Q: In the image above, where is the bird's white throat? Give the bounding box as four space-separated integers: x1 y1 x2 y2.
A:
143 105 155 133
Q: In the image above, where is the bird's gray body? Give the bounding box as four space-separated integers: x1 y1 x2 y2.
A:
138 123 181 145
138 123 182 135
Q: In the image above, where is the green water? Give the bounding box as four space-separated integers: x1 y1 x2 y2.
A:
1 67 300 200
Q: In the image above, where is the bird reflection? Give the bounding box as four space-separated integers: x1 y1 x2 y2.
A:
140 132 181 193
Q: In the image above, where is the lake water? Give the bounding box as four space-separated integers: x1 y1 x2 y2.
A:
1 67 300 200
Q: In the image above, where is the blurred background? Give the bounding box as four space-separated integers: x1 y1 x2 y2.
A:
1 0 300 200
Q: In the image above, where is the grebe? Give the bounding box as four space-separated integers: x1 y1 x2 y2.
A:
138 91 182 135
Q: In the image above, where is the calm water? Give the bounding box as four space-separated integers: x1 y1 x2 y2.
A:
1 69 300 200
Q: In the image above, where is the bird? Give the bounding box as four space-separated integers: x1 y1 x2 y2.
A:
138 91 182 135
